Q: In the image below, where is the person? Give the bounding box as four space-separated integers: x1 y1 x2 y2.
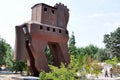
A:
109 68 113 78
105 69 108 77
0 65 1 71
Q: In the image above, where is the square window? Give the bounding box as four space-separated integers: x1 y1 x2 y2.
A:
53 28 55 32
59 29 61 33
44 7 47 12
47 27 50 31
40 25 43 29
66 30 68 34
52 10 54 14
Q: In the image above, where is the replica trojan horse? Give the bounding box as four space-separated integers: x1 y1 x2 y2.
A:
14 3 70 76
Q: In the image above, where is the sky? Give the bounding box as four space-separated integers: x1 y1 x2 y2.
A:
0 0 120 48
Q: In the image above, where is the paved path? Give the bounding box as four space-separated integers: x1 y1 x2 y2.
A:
94 76 120 80
94 73 120 80
0 71 39 80
0 71 120 80
0 71 21 80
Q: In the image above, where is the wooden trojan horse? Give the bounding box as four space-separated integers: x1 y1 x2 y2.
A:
14 3 70 76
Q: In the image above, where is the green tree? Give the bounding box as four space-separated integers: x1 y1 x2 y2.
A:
103 27 120 61
5 44 14 70
12 60 27 74
40 62 76 80
0 36 13 66
0 37 7 65
94 48 110 62
76 45 99 59
45 45 53 65
69 32 77 56
0 36 27 73
105 56 118 67
84 44 98 58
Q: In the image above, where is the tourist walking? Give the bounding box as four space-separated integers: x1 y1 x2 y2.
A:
110 68 113 78
0 65 2 71
105 69 108 77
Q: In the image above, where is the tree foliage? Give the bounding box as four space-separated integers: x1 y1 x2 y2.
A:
0 37 13 66
45 45 54 65
0 36 27 73
103 27 120 61
12 60 27 73
69 32 77 55
68 32 107 62
39 55 102 80
94 48 110 62
84 44 98 59
105 56 118 67
40 62 76 80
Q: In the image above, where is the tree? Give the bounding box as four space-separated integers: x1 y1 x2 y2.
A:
0 37 7 65
94 48 110 62
0 36 13 66
103 27 120 61
45 45 53 65
84 44 98 59
12 60 27 74
69 32 76 47
40 62 76 80
0 36 27 73
4 44 14 70
69 32 77 55
76 45 99 59
105 56 118 67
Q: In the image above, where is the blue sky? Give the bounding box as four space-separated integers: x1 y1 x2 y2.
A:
0 0 120 48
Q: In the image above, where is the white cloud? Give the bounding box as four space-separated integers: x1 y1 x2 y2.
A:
88 12 120 18
110 13 120 16
88 13 105 18
104 22 120 28
104 22 113 26
113 23 120 28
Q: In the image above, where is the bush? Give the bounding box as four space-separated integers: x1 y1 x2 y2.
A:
11 60 27 74
39 63 76 80
39 55 102 80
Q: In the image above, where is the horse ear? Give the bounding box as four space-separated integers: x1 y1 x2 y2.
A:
54 3 69 29
64 8 69 28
